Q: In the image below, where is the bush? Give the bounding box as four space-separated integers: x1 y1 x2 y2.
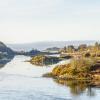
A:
85 53 91 57
51 58 96 79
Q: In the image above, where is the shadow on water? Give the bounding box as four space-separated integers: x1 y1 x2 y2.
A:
54 79 96 97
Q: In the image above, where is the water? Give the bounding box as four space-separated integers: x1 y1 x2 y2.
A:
0 55 99 100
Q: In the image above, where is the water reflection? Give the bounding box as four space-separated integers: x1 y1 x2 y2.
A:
0 56 14 69
87 86 95 97
54 79 96 96
0 60 10 69
0 64 7 69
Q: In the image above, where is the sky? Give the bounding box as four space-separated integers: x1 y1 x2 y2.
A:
0 0 100 44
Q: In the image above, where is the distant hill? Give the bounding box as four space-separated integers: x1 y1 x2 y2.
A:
15 49 41 56
45 47 60 51
7 41 96 51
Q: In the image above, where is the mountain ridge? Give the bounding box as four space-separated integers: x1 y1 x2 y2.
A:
7 40 97 51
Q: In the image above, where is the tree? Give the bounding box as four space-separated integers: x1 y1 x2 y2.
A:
67 45 75 53
78 44 87 51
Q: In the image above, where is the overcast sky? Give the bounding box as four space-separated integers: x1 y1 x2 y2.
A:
0 0 100 44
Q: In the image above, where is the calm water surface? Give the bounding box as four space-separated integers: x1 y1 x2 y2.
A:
0 55 99 100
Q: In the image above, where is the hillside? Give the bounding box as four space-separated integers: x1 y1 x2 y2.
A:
0 41 15 63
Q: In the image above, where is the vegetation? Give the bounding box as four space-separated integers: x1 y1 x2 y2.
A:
53 58 92 78
44 57 100 82
60 42 100 58
26 42 100 87
30 55 64 66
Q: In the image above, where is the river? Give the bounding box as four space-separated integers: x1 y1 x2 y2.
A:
0 55 99 100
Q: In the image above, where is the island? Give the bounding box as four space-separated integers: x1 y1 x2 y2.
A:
43 42 100 87
29 55 69 66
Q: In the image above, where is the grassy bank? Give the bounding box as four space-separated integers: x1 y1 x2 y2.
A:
43 58 100 82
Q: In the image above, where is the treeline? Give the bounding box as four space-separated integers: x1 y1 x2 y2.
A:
60 42 100 57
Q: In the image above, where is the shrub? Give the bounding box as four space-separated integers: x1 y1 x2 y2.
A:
52 58 97 79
